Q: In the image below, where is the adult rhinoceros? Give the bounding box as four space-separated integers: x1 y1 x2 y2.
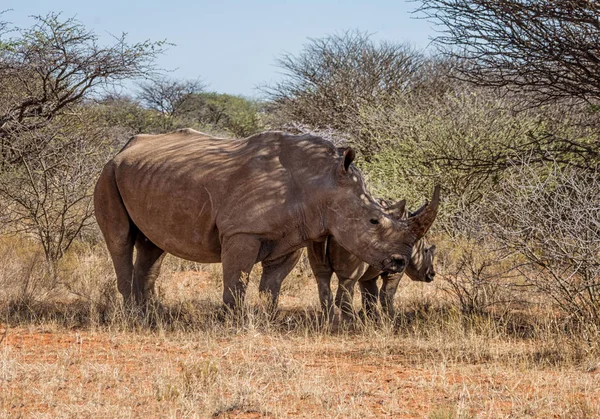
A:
94 129 439 310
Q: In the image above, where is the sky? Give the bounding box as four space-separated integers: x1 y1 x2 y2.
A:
1 0 437 98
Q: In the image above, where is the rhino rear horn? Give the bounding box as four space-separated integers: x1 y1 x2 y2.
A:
407 185 441 238
387 199 407 220
409 200 428 217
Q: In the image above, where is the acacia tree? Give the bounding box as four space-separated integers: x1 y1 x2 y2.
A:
414 1 600 322
418 0 600 106
0 13 165 164
176 92 264 137
484 159 600 323
136 76 205 118
0 114 114 266
263 30 423 158
0 12 164 267
413 0 600 183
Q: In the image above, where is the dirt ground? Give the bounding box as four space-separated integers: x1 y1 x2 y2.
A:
1 270 600 418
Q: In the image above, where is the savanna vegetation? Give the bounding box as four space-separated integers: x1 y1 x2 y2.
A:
1 3 599 417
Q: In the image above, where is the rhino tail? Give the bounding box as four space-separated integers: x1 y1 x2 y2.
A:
323 235 330 263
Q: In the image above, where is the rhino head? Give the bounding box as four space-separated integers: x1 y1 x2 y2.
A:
405 200 438 282
379 197 438 282
320 147 440 273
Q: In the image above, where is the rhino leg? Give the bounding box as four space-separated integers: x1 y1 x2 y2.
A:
259 250 303 311
133 234 166 305
220 235 261 309
359 278 380 321
306 241 335 323
357 266 383 320
379 273 402 319
335 277 358 323
109 237 136 303
94 164 136 303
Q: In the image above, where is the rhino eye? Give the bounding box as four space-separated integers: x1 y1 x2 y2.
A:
369 218 380 225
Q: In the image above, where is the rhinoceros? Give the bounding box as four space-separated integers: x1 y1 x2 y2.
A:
356 239 437 320
307 191 439 321
94 129 440 310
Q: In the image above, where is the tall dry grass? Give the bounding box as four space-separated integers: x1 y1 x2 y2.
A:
1 234 600 417
1 235 598 362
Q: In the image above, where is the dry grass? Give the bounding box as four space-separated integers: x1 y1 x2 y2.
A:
1 236 600 418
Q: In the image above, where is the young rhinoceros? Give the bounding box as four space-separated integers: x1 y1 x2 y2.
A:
94 129 440 312
356 239 436 320
307 191 439 321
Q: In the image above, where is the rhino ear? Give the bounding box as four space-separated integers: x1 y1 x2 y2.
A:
340 147 355 173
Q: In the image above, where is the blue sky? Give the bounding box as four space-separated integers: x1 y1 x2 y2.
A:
2 0 436 98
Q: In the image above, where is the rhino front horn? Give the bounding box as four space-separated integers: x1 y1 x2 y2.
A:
407 185 441 239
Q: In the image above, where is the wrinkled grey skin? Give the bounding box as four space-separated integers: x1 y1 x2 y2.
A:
94 129 440 310
307 191 439 322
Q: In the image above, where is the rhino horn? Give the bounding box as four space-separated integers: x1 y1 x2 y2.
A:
406 185 441 238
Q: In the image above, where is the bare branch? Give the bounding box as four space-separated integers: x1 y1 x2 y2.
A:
418 0 600 107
